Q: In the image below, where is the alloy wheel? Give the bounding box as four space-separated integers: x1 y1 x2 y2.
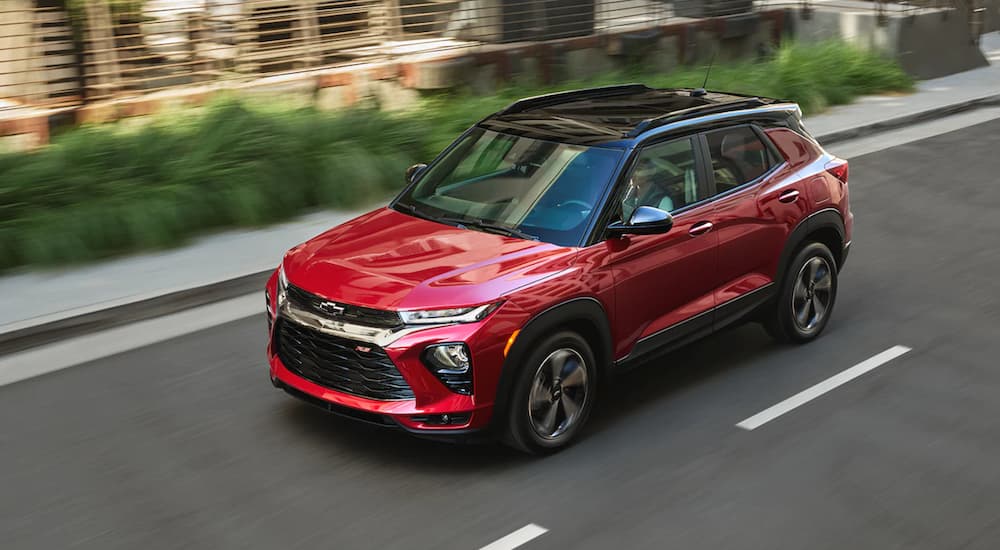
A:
527 348 589 440
791 256 834 332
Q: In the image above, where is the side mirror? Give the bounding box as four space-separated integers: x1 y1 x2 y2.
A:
406 163 428 183
607 206 674 238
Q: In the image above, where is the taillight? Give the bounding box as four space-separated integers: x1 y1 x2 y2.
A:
825 159 849 183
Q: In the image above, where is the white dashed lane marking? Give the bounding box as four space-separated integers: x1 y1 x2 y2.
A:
736 345 912 430
479 524 549 550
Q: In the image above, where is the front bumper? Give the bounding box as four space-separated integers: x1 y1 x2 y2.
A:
270 374 487 440
266 276 528 435
269 351 492 434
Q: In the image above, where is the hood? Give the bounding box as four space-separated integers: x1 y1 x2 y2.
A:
282 208 579 310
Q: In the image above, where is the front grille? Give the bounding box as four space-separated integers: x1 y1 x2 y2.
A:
286 284 402 328
275 320 415 400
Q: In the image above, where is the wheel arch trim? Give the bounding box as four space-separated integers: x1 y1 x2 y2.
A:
489 296 612 430
775 208 846 286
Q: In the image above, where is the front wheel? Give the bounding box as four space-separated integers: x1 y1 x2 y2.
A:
502 331 597 454
764 242 838 343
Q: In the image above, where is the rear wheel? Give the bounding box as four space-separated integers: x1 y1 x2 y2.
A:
502 331 597 454
765 242 838 343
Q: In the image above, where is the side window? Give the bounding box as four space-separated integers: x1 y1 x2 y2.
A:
704 126 775 194
621 137 707 222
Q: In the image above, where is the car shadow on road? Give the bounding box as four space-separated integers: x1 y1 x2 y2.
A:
277 398 530 472
585 322 779 437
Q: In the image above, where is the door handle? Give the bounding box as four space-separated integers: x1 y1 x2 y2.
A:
778 189 800 203
688 221 714 236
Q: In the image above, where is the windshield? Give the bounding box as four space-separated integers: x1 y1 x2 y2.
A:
393 128 624 246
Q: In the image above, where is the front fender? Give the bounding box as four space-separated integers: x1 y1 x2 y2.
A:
489 297 612 430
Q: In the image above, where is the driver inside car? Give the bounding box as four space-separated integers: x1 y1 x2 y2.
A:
621 157 698 222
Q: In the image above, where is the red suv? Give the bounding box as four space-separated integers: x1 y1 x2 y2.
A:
266 85 852 453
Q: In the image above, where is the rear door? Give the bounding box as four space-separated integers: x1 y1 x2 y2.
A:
702 124 808 323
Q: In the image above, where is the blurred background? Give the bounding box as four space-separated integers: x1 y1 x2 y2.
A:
2 1 1000 549
0 0 993 270
0 0 993 114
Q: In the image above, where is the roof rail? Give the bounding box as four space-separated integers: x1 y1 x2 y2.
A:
627 97 770 137
496 84 652 116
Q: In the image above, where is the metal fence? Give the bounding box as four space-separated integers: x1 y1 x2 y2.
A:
0 0 987 114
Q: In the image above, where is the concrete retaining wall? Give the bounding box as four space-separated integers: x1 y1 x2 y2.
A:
787 5 988 80
897 9 989 79
982 0 1000 33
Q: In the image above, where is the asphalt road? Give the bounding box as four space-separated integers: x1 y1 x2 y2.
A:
3 119 1000 550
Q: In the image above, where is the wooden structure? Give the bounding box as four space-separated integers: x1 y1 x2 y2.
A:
76 0 428 96
0 0 79 109
231 0 389 74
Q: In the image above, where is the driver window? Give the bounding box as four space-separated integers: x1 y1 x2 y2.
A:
621 137 705 222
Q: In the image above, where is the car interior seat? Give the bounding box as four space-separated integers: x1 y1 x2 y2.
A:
720 131 768 188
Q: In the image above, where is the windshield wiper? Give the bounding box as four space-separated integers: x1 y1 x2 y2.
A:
394 201 438 223
398 203 538 241
439 217 538 241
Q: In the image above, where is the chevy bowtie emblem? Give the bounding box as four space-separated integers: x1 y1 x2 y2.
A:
318 301 345 315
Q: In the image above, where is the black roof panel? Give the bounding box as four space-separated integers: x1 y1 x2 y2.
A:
480 85 783 146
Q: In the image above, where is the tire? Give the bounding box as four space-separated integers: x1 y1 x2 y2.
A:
502 330 598 455
764 242 838 343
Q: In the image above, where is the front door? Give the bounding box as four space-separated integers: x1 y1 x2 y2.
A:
607 136 719 360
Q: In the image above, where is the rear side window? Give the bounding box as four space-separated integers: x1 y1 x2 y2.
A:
704 126 776 193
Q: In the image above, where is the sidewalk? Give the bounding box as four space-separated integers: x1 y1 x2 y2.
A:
2 33 999 338
805 31 1000 138
0 209 367 331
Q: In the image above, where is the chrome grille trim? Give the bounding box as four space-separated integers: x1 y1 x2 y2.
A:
278 301 451 347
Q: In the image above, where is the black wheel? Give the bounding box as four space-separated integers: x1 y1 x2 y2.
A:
502 331 597 455
764 242 838 343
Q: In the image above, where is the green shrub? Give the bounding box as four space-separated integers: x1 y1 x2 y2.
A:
0 41 911 271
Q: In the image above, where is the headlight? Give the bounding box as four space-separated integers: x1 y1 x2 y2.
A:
399 302 501 325
276 265 289 309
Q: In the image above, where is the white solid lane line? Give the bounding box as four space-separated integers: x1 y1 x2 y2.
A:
736 345 912 431
480 524 549 550
0 293 260 387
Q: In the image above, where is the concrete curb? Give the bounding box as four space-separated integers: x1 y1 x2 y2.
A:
817 93 1000 145
3 93 1000 357
0 271 271 356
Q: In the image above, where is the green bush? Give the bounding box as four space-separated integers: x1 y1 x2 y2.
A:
0 41 911 271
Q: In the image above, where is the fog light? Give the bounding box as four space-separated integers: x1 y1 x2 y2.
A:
423 343 473 394
428 344 470 373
